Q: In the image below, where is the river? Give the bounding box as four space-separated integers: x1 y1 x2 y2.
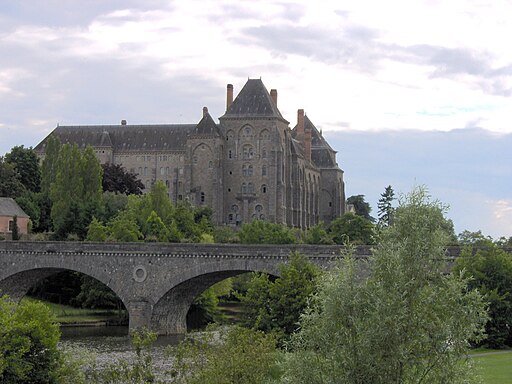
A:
59 326 185 380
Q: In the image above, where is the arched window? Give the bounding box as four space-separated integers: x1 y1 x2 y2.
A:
248 165 253 176
242 183 247 193
248 182 254 193
255 204 263 212
200 192 205 203
261 148 267 158
242 165 248 176
242 145 254 159
261 184 267 194
144 167 148 176
160 167 164 175
166 167 170 175
262 165 267 176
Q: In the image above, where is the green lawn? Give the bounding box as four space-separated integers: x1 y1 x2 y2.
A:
471 349 512 384
22 297 127 324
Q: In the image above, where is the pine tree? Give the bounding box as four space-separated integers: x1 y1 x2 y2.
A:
377 185 395 226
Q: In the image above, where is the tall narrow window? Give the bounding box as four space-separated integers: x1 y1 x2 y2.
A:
262 165 267 176
200 192 205 203
248 165 253 176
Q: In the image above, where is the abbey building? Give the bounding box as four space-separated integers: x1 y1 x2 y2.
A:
36 79 345 228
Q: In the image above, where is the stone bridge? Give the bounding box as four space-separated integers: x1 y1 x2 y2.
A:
0 241 495 334
0 241 371 334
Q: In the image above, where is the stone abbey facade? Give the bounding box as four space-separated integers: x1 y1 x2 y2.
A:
36 79 345 228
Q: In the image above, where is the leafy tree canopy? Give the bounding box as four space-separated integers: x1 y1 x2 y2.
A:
238 220 296 244
101 163 144 195
0 296 61 384
282 187 487 384
347 194 375 222
328 212 376 245
4 145 41 193
455 242 512 348
0 157 25 198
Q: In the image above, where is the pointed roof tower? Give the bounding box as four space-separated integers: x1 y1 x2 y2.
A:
191 107 220 136
221 79 287 121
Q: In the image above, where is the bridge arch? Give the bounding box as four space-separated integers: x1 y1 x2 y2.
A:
150 260 282 334
0 263 131 320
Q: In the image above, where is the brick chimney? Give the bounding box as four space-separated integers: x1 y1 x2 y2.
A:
226 84 233 111
297 109 305 142
305 116 312 162
270 89 277 106
203 106 208 117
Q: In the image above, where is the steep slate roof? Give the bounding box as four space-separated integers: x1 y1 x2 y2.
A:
292 115 337 168
222 79 284 119
191 112 221 136
0 198 29 218
35 124 195 152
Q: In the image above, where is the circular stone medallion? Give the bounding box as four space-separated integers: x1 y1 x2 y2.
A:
133 265 148 283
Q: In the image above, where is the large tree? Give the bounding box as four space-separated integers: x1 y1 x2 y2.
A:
346 194 375 222
328 212 376 245
455 240 512 348
49 144 103 239
101 163 144 195
0 157 25 198
4 146 41 193
282 187 487 384
239 252 319 339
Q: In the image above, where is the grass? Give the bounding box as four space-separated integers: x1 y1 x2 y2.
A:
22 297 127 324
470 348 512 384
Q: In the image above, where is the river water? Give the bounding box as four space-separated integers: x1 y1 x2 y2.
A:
59 326 184 380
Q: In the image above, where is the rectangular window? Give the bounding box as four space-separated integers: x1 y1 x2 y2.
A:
8 220 14 232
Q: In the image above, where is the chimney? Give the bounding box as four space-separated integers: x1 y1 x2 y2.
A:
226 84 233 111
270 89 277 106
297 109 305 142
305 118 312 162
203 106 208 117
121 119 127 125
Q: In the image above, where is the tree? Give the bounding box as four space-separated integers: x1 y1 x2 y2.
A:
145 210 169 242
171 325 280 384
11 215 20 241
347 194 374 222
0 157 25 198
101 163 144 195
377 185 395 226
239 252 319 339
304 222 333 244
0 296 61 384
455 242 512 348
5 145 41 193
86 217 108 241
50 144 104 239
107 212 143 242
328 212 376 245
238 220 296 244
281 187 487 384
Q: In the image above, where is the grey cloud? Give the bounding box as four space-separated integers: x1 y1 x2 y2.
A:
0 1 170 28
234 24 383 73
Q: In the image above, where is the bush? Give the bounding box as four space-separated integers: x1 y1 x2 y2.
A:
0 296 61 383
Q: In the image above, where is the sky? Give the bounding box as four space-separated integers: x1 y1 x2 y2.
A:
0 0 510 238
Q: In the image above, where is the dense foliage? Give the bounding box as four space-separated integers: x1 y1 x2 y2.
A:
171 325 280 384
0 296 61 384
238 252 319 339
101 163 144 195
455 239 512 348
281 187 488 384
